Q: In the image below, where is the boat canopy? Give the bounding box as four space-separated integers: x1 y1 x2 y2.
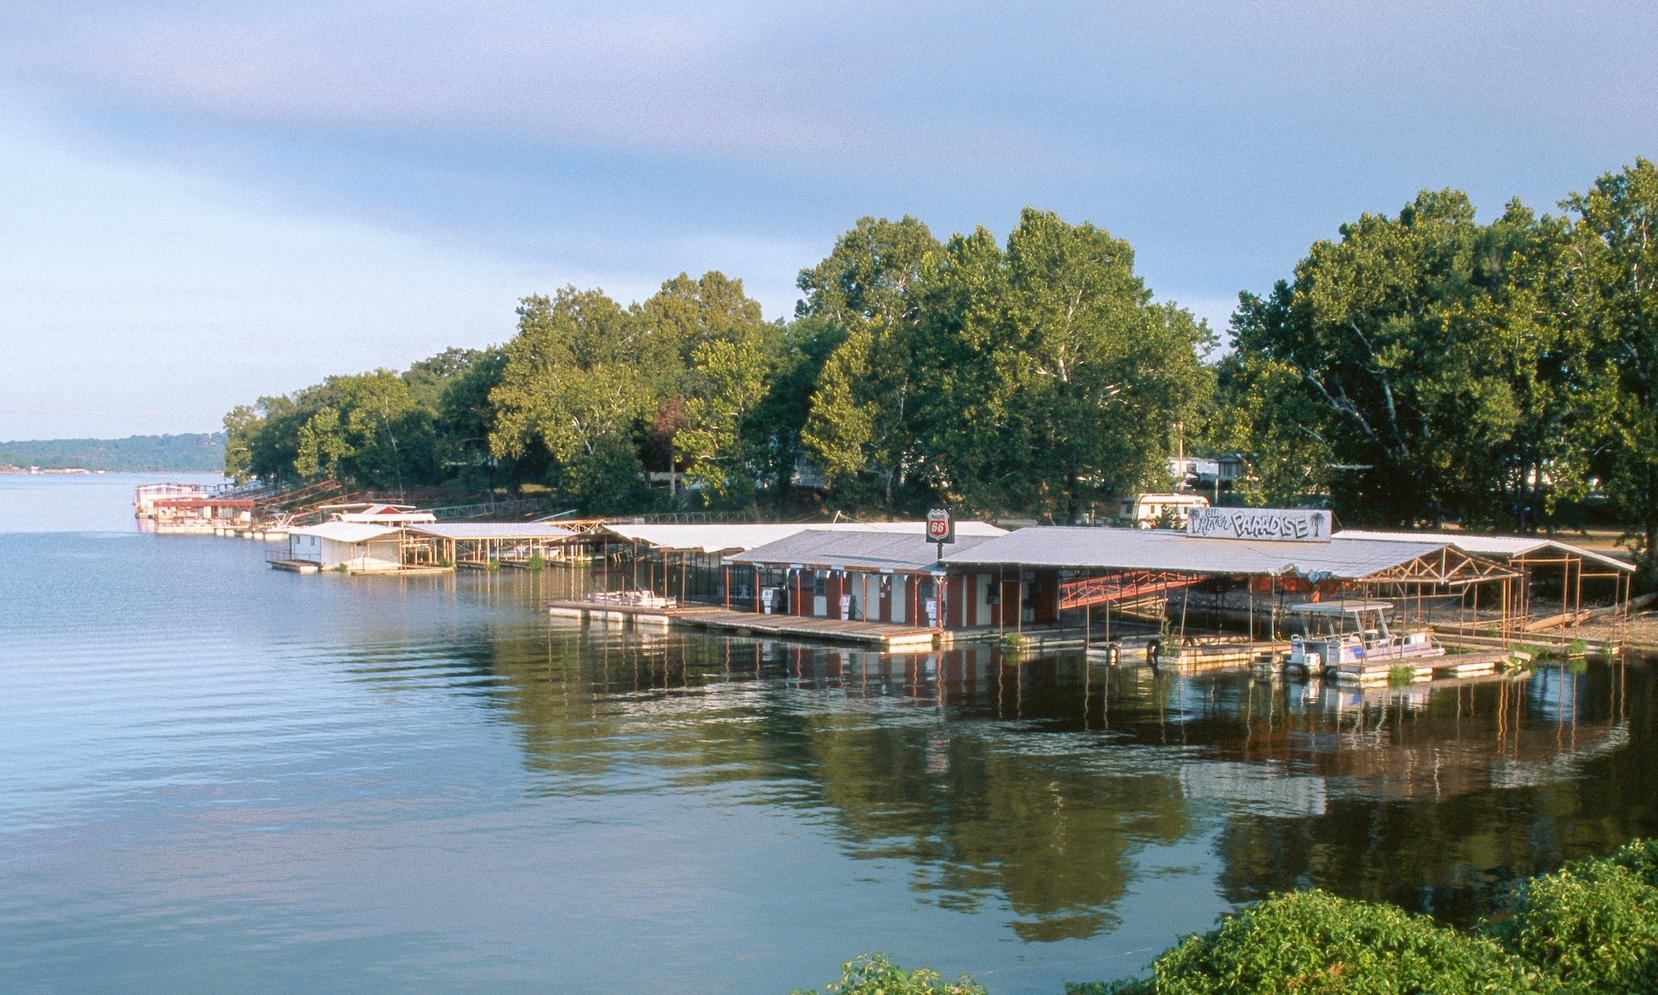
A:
1288 601 1395 615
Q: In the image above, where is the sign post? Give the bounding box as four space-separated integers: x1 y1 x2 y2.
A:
926 506 956 563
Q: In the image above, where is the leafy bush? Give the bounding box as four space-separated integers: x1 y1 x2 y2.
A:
1608 837 1658 887
1485 857 1658 992
801 843 1658 995
1141 890 1552 995
791 954 986 995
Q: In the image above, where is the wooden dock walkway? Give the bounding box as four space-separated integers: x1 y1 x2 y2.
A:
546 599 722 625
548 600 942 649
671 610 943 649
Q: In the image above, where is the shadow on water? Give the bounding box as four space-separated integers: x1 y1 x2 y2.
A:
456 569 1658 938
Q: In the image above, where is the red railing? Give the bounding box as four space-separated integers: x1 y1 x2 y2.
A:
1058 570 1203 610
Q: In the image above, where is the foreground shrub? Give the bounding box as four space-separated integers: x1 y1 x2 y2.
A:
791 953 987 995
1608 837 1658 888
1141 890 1552 994
1486 857 1658 993
799 841 1658 994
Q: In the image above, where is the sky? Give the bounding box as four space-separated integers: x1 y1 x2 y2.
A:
2 1 1656 440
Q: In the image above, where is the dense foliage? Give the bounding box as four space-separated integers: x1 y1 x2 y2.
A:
846 839 1658 995
1213 159 1658 585
223 212 1212 520
223 159 1658 579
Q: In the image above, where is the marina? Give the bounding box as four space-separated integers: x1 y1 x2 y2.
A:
0 473 1649 994
134 482 1646 668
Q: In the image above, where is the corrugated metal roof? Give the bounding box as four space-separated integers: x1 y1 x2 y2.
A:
1336 530 1633 572
729 530 999 573
940 526 1453 580
407 522 575 539
288 522 403 543
597 520 1006 553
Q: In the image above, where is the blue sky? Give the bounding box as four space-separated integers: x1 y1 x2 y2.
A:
2 1 1655 439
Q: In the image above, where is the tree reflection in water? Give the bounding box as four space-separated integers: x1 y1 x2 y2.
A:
464 606 1658 940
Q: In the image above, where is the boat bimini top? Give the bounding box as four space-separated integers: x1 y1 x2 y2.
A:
1288 601 1394 615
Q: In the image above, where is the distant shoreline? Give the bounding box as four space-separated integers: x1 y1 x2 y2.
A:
0 433 224 473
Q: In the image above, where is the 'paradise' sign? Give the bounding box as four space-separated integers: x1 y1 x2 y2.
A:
1186 508 1333 542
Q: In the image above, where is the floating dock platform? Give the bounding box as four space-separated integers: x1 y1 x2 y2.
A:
547 601 944 649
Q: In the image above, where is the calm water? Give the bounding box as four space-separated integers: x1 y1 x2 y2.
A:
2 474 1656 993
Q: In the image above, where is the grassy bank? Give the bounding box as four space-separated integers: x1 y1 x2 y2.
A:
795 839 1658 994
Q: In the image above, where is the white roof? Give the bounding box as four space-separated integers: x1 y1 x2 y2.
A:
942 526 1456 581
289 521 404 543
730 530 1000 573
407 522 575 539
1335 530 1632 572
597 520 1006 553
338 509 436 523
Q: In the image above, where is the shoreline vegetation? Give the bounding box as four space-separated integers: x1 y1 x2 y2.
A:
796 839 1658 995
220 159 1658 590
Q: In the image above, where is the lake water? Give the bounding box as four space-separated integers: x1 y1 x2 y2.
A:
2 473 1655 994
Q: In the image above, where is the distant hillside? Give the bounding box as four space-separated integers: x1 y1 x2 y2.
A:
0 433 225 472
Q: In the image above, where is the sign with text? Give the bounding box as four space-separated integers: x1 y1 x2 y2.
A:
1186 507 1333 542
926 507 956 544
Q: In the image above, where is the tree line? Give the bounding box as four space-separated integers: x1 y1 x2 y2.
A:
223 207 1213 523
224 159 1658 582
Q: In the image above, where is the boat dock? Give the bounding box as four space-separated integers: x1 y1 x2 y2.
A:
673 610 943 650
547 600 944 649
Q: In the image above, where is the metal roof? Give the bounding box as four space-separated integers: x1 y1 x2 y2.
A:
288 522 403 543
597 520 1006 553
729 530 999 573
1335 530 1632 572
941 526 1461 581
406 522 575 539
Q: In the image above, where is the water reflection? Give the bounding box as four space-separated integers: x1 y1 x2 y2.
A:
6 530 1658 994
458 602 1656 939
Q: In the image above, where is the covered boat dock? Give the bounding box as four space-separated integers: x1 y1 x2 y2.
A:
940 512 1527 664
404 522 576 569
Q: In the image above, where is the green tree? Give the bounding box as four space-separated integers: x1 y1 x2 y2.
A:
674 337 770 499
1562 158 1658 588
437 346 510 489
336 369 435 491
402 347 483 414
1230 191 1550 526
919 209 1213 521
635 271 772 491
489 288 654 510
799 216 943 511
221 404 262 484
294 406 352 480
1207 353 1335 506
746 316 846 513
